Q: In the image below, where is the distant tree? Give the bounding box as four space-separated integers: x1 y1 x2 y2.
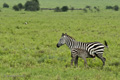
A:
54 7 61 12
113 5 119 11
13 5 20 11
61 6 69 12
3 3 9 8
24 0 40 11
18 3 24 10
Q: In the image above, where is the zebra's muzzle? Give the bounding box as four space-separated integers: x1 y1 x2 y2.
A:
56 44 60 48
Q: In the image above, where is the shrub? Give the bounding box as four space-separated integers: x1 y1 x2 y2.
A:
24 0 40 11
61 6 69 12
13 5 20 11
3 3 9 8
113 5 119 11
18 3 24 10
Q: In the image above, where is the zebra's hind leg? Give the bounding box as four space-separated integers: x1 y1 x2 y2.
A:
71 54 77 66
82 57 88 67
96 53 106 67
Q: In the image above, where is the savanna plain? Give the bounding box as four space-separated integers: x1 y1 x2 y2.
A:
0 0 120 80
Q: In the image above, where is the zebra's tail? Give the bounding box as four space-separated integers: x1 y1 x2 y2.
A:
104 40 108 48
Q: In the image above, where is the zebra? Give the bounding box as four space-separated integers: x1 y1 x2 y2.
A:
71 48 104 67
56 33 108 66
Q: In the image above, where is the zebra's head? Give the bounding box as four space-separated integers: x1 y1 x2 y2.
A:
56 33 67 48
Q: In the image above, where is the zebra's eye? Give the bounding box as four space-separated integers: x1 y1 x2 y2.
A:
59 39 62 42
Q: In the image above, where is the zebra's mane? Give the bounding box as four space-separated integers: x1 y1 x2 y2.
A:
64 33 75 40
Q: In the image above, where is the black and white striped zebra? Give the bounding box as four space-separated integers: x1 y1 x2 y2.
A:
71 48 106 67
71 48 93 67
56 33 108 66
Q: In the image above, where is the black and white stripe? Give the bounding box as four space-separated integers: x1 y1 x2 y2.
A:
57 33 108 56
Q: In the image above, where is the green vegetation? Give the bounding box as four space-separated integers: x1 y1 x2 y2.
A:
17 3 24 10
0 0 120 80
61 6 69 12
54 6 69 12
13 5 20 11
3 3 9 8
106 5 119 11
24 0 40 11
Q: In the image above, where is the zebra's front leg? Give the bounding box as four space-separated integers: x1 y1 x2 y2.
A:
71 54 75 66
75 56 78 67
71 58 74 66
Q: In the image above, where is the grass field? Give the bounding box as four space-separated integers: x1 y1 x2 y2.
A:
0 0 120 80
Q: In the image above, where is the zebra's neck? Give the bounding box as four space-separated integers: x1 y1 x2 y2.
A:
65 37 77 50
65 37 87 50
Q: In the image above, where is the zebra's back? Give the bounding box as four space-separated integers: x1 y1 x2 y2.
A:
86 42 105 55
74 41 105 56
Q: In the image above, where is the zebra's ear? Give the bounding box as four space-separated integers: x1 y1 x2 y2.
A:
62 33 64 36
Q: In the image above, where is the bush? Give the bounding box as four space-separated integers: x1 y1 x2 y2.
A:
18 3 24 10
3 3 9 8
24 0 40 11
113 5 119 11
13 5 20 11
12 3 24 11
61 6 69 12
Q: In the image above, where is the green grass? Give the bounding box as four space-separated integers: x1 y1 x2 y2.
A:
0 0 120 80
